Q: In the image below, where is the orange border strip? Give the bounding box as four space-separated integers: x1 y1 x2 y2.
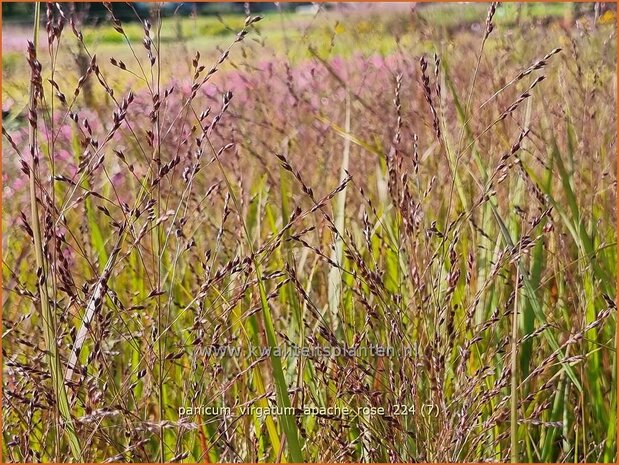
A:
0 1 617 464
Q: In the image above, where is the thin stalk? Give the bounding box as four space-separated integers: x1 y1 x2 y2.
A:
510 247 521 462
154 7 165 462
27 3 83 461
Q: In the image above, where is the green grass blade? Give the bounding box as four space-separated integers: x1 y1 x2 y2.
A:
328 91 351 332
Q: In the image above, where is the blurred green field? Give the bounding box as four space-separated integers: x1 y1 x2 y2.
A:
2 3 598 119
